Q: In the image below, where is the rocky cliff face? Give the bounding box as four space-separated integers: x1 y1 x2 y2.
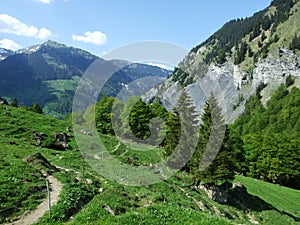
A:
144 48 300 123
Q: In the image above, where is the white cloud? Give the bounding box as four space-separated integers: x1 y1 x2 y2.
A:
35 0 54 4
37 28 52 39
0 38 21 51
72 31 107 45
0 14 52 39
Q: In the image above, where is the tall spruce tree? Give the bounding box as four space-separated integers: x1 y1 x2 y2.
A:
190 94 235 185
165 89 199 171
164 110 181 156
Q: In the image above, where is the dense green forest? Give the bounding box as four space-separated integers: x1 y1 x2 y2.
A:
230 79 300 189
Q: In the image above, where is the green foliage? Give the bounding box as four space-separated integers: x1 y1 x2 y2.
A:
11 98 19 107
261 31 267 42
30 103 44 114
95 95 116 135
216 49 226 64
190 95 235 185
106 96 168 144
0 152 46 223
164 111 181 156
256 81 267 99
234 41 247 65
289 33 300 51
171 67 190 86
191 0 295 64
165 89 199 170
285 74 295 87
231 85 300 188
129 98 153 140
1 93 300 225
38 183 97 223
247 46 254 58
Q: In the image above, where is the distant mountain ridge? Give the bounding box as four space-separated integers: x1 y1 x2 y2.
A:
0 40 172 118
0 48 14 61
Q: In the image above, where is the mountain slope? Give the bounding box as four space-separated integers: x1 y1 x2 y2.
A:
144 0 300 123
0 40 172 118
0 105 299 225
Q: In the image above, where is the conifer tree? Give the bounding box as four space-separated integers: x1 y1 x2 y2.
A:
165 89 199 170
164 110 181 156
11 98 19 107
30 103 43 114
190 94 235 185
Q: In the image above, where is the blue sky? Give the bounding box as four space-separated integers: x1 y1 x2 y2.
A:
0 0 271 56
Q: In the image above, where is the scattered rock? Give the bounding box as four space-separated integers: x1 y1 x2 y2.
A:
232 182 245 189
149 163 155 169
86 178 93 185
199 182 232 204
103 205 115 216
54 132 69 142
33 132 46 143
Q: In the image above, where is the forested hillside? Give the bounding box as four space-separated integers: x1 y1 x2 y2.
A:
231 79 300 189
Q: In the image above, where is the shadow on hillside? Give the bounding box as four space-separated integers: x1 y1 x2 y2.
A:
227 185 300 222
227 185 272 212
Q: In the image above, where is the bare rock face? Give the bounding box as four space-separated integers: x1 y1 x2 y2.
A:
143 48 300 124
199 182 232 204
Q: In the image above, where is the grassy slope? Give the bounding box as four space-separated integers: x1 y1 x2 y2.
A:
235 175 300 222
0 105 299 225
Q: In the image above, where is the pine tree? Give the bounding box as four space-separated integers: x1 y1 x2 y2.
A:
165 89 199 170
190 94 235 185
164 110 181 156
260 31 267 42
285 74 294 87
11 98 19 107
30 103 43 114
289 33 300 51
